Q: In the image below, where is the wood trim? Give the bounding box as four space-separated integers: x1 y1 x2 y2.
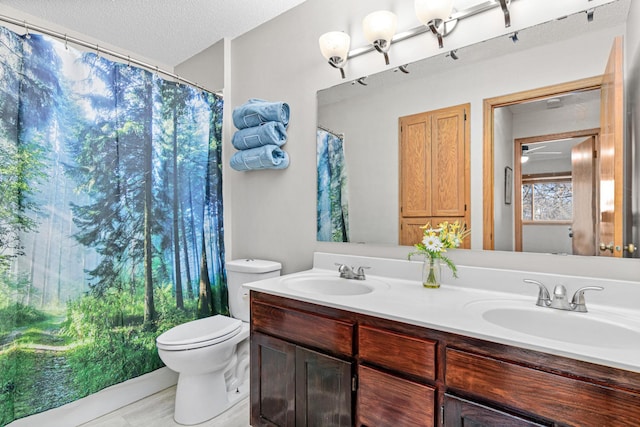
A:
483 76 603 250
516 128 600 145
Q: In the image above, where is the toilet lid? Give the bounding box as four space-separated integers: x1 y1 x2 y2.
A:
156 315 242 348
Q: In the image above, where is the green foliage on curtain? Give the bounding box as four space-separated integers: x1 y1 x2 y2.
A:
0 26 226 424
317 128 349 242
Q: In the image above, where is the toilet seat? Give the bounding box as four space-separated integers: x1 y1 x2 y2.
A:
156 315 242 351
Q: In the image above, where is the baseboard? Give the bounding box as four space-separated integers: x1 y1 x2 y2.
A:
8 367 178 427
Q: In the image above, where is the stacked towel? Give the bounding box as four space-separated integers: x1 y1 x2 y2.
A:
231 99 290 171
229 145 289 171
232 98 290 129
232 121 287 150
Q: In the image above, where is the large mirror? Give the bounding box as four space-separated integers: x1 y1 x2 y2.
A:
316 0 637 257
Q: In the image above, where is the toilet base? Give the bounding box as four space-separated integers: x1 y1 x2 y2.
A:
173 370 249 425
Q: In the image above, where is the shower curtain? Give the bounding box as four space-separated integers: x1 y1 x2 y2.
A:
0 26 226 424
316 128 349 242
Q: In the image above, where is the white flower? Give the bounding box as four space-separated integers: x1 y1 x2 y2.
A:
422 235 443 253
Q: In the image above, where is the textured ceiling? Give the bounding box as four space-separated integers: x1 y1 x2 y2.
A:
0 0 308 67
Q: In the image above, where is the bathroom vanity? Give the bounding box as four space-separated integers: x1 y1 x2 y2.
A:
247 253 640 426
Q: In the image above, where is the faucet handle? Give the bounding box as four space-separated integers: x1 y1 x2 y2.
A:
334 263 354 278
355 266 370 279
570 286 604 312
523 279 551 307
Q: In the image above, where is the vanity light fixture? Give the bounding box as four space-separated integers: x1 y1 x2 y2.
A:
351 76 368 86
415 0 454 49
319 1 513 79
362 10 398 65
319 31 351 79
586 8 595 22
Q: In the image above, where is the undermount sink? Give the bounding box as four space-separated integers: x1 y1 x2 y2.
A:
283 274 389 296
479 304 640 348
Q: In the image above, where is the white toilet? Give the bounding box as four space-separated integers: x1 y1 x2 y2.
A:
156 258 281 425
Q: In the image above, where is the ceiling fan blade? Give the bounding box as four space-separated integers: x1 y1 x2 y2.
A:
529 151 562 155
523 145 547 153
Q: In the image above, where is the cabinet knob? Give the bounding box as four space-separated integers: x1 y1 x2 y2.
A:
624 243 636 254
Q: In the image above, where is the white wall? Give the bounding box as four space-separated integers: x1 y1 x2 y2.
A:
175 40 225 92
494 107 515 251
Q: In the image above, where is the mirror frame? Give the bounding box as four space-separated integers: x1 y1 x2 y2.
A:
482 75 604 249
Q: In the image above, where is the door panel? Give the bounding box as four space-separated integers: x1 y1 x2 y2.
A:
401 114 432 217
432 107 466 217
598 36 624 257
251 333 296 427
571 137 596 255
295 347 352 427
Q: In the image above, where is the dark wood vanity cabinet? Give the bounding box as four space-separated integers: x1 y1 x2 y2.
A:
250 292 640 427
250 295 355 427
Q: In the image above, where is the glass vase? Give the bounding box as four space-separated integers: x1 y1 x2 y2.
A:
422 257 441 289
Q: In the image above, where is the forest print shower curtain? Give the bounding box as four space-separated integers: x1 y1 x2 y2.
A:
0 26 226 424
317 128 349 242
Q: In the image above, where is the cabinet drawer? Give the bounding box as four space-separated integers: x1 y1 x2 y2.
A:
443 394 549 427
359 325 436 380
446 348 640 426
358 365 435 427
252 300 354 357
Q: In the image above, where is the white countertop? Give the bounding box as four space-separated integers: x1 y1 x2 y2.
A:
244 253 640 373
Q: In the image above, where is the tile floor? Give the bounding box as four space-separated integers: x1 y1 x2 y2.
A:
79 386 250 427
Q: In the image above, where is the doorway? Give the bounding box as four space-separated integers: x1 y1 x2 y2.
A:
514 129 600 255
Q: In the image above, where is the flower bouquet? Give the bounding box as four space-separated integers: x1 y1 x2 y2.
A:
408 220 469 288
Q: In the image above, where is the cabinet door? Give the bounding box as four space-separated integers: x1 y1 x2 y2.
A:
443 395 549 427
251 333 296 427
400 112 432 218
295 346 353 427
399 104 470 246
430 106 466 217
357 365 435 427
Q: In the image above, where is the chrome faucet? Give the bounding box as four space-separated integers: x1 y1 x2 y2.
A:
335 263 369 280
523 279 603 312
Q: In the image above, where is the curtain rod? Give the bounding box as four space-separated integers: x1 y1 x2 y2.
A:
0 14 223 97
317 125 344 139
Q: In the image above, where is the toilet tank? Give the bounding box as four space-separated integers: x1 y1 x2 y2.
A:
226 259 281 322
